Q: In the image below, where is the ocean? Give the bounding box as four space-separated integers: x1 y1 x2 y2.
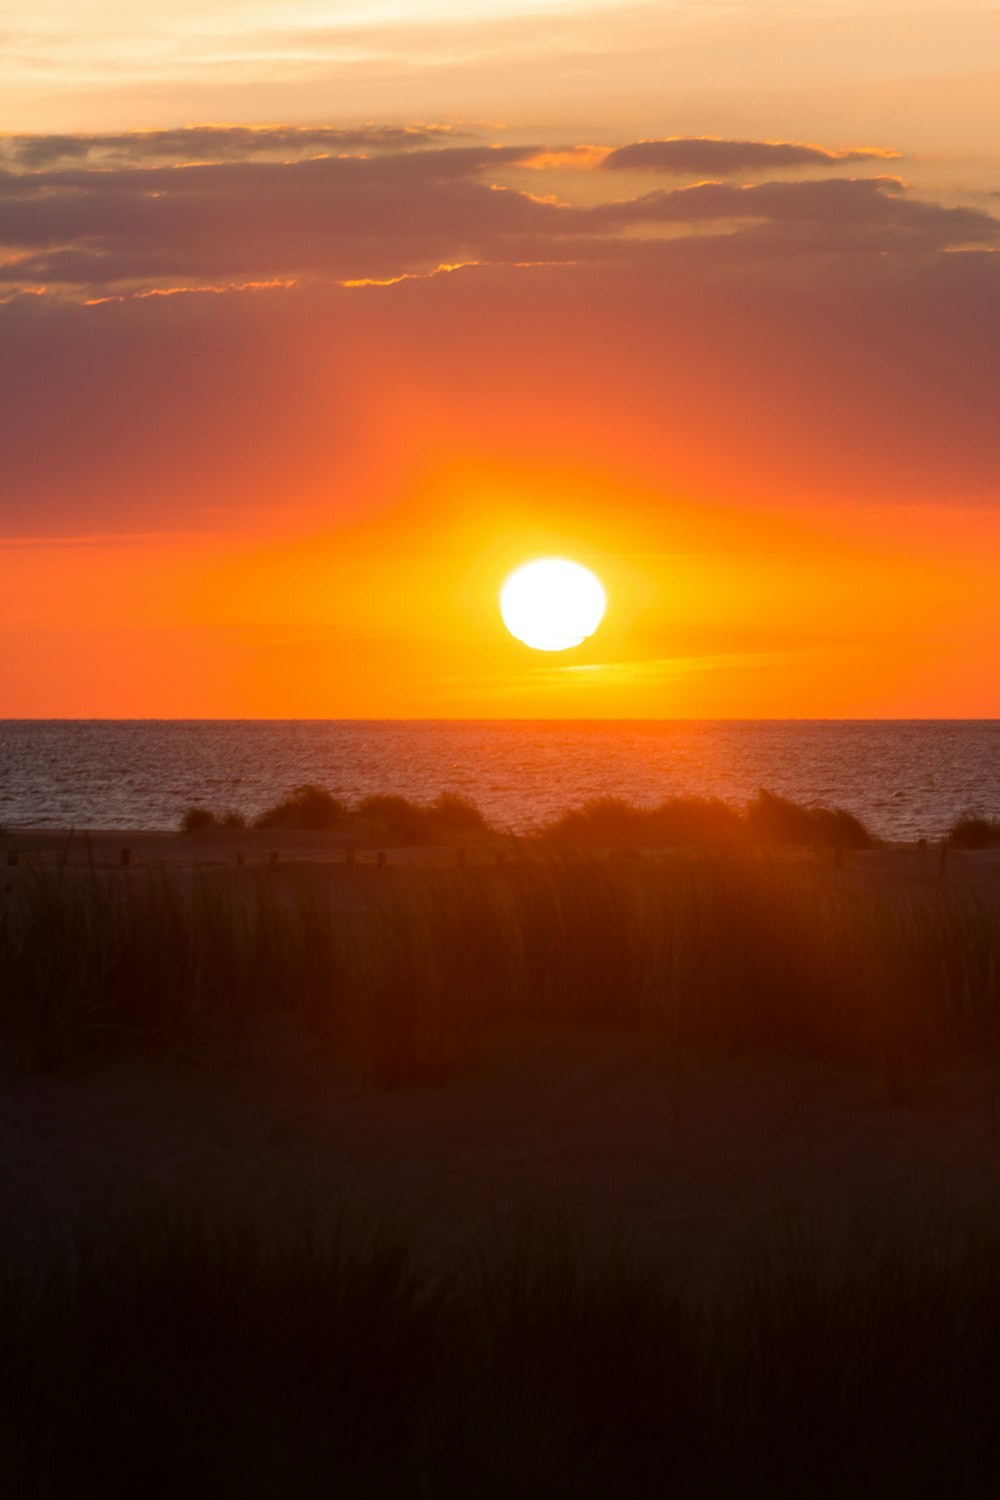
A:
2 721 999 841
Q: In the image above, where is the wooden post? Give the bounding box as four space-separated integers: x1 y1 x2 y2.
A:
376 850 387 870
345 845 355 865
268 851 279 869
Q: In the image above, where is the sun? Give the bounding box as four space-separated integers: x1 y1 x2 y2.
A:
500 558 606 651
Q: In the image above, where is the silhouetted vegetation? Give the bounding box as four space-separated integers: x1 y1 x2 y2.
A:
180 787 492 842
359 791 491 845
948 814 1000 850
3 1208 1000 1497
744 789 873 849
357 793 432 842
179 784 876 850
543 790 872 850
4 855 998 1087
254 784 348 831
180 805 216 833
180 806 247 833
542 795 743 848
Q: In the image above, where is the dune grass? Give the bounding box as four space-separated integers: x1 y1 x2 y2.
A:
179 785 878 849
3 854 1000 1086
357 791 491 845
253 784 348 831
180 805 247 833
2 1206 1000 1497
949 814 1000 850
540 794 744 848
541 788 873 851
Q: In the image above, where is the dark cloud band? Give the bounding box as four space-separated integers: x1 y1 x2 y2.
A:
0 129 993 297
602 137 901 175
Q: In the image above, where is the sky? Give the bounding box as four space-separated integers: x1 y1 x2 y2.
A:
2 1 999 717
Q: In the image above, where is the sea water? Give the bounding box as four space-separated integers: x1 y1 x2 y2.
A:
2 720 999 840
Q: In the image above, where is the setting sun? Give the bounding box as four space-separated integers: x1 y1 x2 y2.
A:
500 558 606 652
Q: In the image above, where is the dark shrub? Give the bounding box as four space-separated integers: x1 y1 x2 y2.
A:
254 785 347 831
745 790 873 850
219 810 247 830
543 796 744 848
652 796 744 846
357 795 430 843
428 793 490 832
354 793 489 845
948 815 1000 850
744 790 817 846
810 805 873 851
542 797 656 846
180 806 216 833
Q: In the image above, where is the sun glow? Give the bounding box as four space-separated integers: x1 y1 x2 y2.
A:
500 557 606 651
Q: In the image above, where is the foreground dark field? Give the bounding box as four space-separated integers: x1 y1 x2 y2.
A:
3 842 1000 1492
5 1209 1000 1498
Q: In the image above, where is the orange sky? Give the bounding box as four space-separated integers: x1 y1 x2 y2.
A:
2 2 999 716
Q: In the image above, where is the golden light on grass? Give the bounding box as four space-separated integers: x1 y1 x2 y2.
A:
499 557 606 651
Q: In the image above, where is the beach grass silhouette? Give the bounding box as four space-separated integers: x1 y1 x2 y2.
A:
2 1204 1000 1497
4 808 998 1087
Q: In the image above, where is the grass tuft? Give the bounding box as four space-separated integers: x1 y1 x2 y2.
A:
744 789 872 849
254 784 348 831
948 814 1000 850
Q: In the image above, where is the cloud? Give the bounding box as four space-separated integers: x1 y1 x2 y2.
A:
0 123 463 170
601 137 902 175
0 134 994 296
0 148 557 288
589 177 999 252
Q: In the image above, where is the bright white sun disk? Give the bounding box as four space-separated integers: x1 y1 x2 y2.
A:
500 558 606 651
